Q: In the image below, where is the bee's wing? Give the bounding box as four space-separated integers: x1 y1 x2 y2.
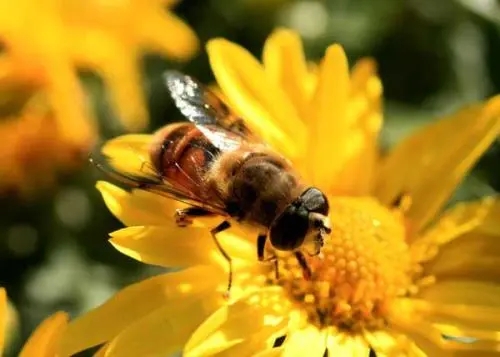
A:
164 70 261 148
91 135 228 216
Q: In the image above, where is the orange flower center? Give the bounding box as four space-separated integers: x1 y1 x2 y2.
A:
272 197 413 332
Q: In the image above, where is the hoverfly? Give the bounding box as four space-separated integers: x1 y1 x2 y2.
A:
93 71 331 292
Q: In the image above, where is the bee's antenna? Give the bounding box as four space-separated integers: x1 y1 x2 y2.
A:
88 154 105 174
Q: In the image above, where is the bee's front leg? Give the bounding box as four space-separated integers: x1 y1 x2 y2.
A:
175 207 212 227
257 234 280 280
294 251 312 280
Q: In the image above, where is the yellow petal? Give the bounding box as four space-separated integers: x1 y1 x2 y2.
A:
262 29 310 119
110 225 214 267
19 312 68 357
59 265 224 356
99 134 154 177
94 343 109 357
450 352 500 357
366 329 440 357
418 199 500 280
97 180 220 228
422 230 500 281
395 298 500 334
0 288 6 354
328 129 377 196
479 199 500 237
110 225 255 267
44 56 96 147
350 58 380 98
99 49 148 132
104 289 223 357
254 347 284 356
282 326 327 357
0 290 18 356
72 29 148 132
96 181 179 227
98 137 226 227
390 321 450 356
162 0 181 10
437 323 500 343
184 287 288 356
414 197 494 248
330 58 382 195
391 299 500 354
394 319 500 355
327 334 370 357
307 44 350 191
363 330 401 356
207 38 307 159
140 11 199 60
374 96 500 232
418 281 500 308
390 309 468 356
214 329 287 357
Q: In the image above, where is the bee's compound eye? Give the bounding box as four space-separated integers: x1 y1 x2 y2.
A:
301 187 329 215
269 205 308 251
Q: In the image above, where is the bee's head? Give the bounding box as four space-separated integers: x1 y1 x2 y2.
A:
269 187 331 253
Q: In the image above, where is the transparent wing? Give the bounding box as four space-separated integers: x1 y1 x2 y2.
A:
164 70 261 149
93 70 265 218
91 135 229 216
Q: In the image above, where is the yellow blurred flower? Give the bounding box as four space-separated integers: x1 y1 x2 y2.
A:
59 29 500 356
0 288 68 356
0 94 86 196
0 0 198 194
0 290 19 355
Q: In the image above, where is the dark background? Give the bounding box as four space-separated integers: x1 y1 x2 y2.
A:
1 0 499 354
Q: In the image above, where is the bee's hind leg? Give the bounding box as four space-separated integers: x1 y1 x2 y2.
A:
175 207 212 227
210 221 233 298
175 209 232 298
257 234 280 280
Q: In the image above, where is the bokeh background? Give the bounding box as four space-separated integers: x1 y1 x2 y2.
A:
0 0 499 355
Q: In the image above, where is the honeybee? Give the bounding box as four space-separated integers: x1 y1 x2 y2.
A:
94 71 331 292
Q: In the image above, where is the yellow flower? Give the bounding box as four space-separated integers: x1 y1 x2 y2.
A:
0 290 19 355
59 29 500 356
0 93 86 196
0 0 198 147
0 288 68 356
0 0 197 194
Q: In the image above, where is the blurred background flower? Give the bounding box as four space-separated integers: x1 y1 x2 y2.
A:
0 287 69 356
0 0 198 195
0 0 499 355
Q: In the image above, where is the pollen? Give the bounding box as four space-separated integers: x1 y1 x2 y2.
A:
273 197 413 332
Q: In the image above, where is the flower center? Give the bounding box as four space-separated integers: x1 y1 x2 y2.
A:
272 197 412 332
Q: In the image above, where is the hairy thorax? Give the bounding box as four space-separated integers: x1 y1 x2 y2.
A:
207 148 304 228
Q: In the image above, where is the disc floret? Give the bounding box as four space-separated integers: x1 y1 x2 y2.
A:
273 197 414 332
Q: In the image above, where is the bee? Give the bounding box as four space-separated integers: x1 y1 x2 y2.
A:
94 71 331 292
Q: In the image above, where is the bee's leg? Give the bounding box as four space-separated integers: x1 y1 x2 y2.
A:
294 251 312 280
256 233 267 261
175 207 213 227
211 220 233 296
257 234 279 280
